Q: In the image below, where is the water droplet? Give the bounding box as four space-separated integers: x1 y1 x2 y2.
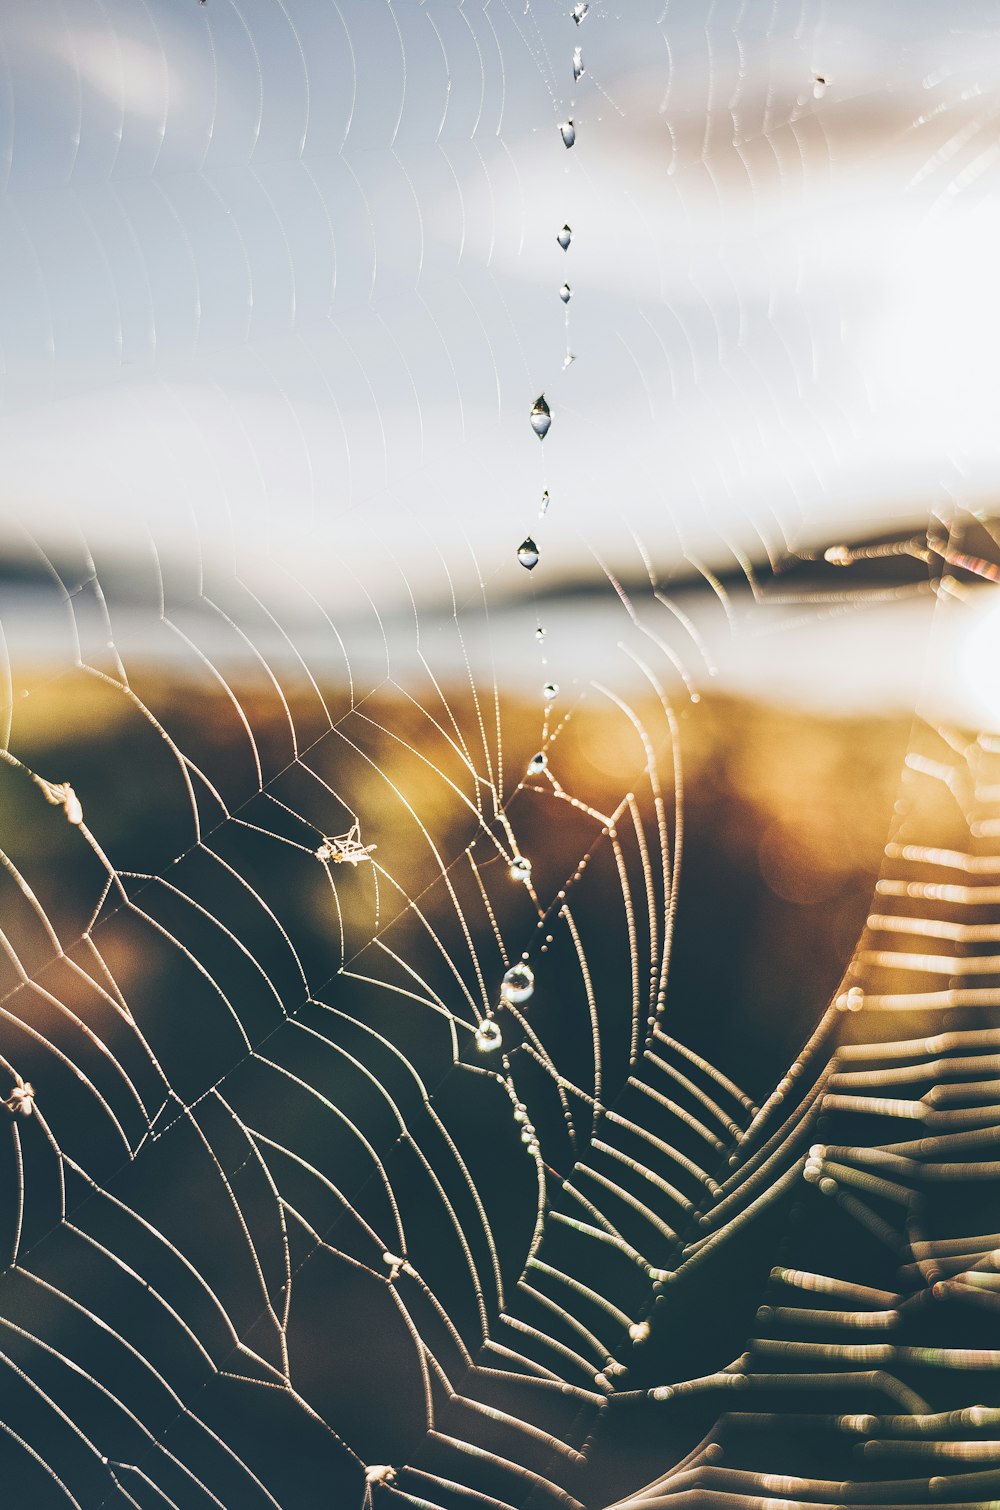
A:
824 544 852 566
572 2 589 22
543 681 559 701
557 224 572 250
501 963 535 1004
517 537 540 571
540 489 550 517
509 855 532 883
573 47 584 80
475 1019 503 1052
559 283 572 304
562 352 575 369
535 626 546 641
530 395 551 439
528 750 548 774
559 120 576 149
812 73 827 99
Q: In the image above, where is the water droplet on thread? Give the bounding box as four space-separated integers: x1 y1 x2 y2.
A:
501 963 535 1004
543 681 559 702
475 1019 503 1052
812 73 827 98
825 544 852 566
535 626 546 641
557 224 572 250
559 120 576 149
559 283 572 304
572 2 589 23
517 537 540 571
573 47 584 80
562 352 575 369
510 855 533 883
530 395 551 439
528 751 548 774
540 489 550 517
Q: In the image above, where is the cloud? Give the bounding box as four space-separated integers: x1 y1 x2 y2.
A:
7 13 184 127
56 24 179 124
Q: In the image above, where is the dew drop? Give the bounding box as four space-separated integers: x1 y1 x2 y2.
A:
573 47 584 81
557 224 572 250
572 2 589 22
535 626 546 641
812 73 827 98
475 1019 503 1052
543 681 559 701
527 750 548 774
509 855 532 883
562 352 576 369
501 963 535 1004
559 282 572 303
824 544 852 566
530 394 551 439
517 537 540 571
559 120 576 149
540 489 550 517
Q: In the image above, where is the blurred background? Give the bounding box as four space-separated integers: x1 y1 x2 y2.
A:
2 0 1000 1504
2 0 1000 718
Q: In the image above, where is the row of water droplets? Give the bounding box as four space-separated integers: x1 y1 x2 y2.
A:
518 1 587 583
474 4 592 1061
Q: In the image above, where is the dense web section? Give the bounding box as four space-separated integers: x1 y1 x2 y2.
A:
3 2 1000 1508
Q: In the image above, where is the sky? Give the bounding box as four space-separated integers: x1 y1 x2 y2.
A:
1 0 1000 717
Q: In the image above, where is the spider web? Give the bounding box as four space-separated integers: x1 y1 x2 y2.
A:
1 2 1000 1508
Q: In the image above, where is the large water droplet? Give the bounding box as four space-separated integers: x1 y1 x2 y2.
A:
559 120 576 149
501 963 535 1004
509 855 532 883
559 283 572 304
573 47 584 80
572 2 589 23
557 224 572 250
530 395 551 439
527 751 548 774
812 73 827 99
542 681 559 701
475 1019 503 1052
517 537 540 571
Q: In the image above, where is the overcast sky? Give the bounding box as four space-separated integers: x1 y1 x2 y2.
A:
1 0 1000 718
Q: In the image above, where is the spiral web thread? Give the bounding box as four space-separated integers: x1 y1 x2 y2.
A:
1 1 1000 1507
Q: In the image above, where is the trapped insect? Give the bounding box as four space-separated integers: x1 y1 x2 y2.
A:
315 821 377 865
